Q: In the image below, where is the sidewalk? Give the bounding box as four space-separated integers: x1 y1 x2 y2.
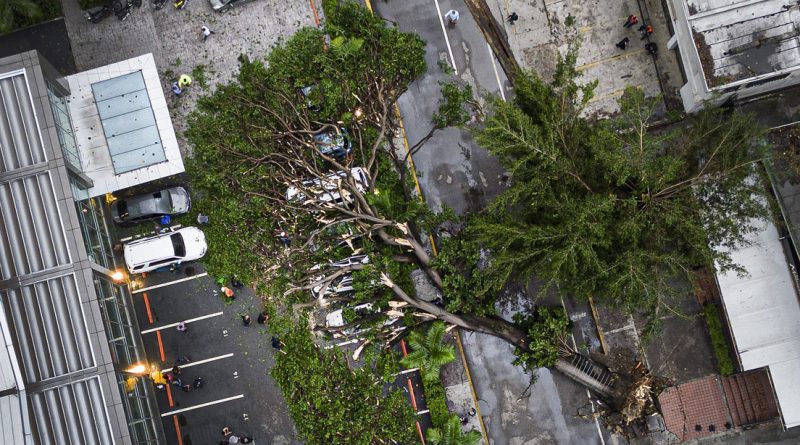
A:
487 0 684 115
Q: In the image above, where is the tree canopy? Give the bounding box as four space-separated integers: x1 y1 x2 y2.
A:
466 45 770 327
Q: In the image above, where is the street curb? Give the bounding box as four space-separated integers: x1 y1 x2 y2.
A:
455 329 491 443
588 295 608 354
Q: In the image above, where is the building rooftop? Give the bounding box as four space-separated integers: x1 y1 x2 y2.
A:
686 0 800 87
65 53 183 197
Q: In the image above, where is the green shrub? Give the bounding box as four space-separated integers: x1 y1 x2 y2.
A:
703 304 735 376
425 379 450 428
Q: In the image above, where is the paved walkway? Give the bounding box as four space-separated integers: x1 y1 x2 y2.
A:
60 0 317 155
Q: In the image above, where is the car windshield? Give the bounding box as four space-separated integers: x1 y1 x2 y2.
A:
171 233 186 257
117 200 129 218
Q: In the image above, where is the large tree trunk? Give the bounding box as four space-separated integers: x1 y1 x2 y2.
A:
381 273 530 350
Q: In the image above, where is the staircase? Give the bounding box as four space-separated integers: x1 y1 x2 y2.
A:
721 369 779 427
555 353 617 399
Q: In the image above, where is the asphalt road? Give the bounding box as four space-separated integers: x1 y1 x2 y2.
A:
371 1 615 443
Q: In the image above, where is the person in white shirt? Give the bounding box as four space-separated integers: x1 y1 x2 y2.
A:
201 25 215 42
444 9 460 27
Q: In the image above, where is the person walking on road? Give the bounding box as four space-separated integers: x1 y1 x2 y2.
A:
616 37 630 50
257 311 269 324
507 12 519 25
242 314 252 327
176 321 187 333
444 9 459 28
639 23 653 39
624 14 638 28
193 377 204 389
178 74 192 89
201 25 214 42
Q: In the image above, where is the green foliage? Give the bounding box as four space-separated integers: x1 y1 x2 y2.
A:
512 306 570 372
425 379 450 428
433 236 497 316
78 0 105 10
426 415 481 445
191 65 209 90
271 319 416 444
565 14 576 27
0 0 57 35
433 81 473 129
703 304 735 376
400 322 456 384
469 43 770 321
185 3 426 285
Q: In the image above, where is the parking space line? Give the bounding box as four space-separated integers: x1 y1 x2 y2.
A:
433 0 458 75
577 49 646 72
160 394 245 417
160 353 234 373
143 292 154 324
488 43 506 101
141 312 224 334
156 330 166 361
172 415 183 445
132 273 209 294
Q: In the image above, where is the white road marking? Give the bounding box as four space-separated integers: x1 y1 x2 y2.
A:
160 394 244 417
561 295 606 445
433 0 458 75
132 272 209 294
488 42 506 101
140 311 224 334
160 353 234 373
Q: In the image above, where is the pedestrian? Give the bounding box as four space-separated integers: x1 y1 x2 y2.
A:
171 81 182 96
242 315 252 327
222 427 232 437
172 376 183 388
181 383 192 392
639 23 653 39
271 336 283 350
177 321 187 333
221 286 235 300
257 311 269 324
193 377 204 388
172 365 181 376
178 74 192 89
444 9 459 28
645 42 659 56
201 25 214 42
240 437 254 444
227 435 240 444
277 231 291 248
615 37 630 50
507 12 518 25
624 14 638 28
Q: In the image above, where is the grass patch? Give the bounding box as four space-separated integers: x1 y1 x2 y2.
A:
703 304 735 376
78 0 107 10
1 0 62 35
191 65 209 90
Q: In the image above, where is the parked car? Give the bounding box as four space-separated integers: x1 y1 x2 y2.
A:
314 127 352 159
286 167 369 205
310 254 369 271
325 302 398 336
111 186 190 224
208 0 252 12
124 227 207 274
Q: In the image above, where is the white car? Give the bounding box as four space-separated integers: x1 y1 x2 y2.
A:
124 227 207 274
325 303 398 336
310 254 369 271
286 167 369 205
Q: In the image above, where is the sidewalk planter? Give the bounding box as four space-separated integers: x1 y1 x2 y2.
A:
703 303 735 376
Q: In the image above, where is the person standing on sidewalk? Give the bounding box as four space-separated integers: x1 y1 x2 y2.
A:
507 12 519 25
201 25 214 42
242 314 252 326
616 37 630 50
639 23 653 39
444 9 460 28
624 14 638 28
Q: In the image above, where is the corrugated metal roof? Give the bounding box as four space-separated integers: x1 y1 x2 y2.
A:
715 217 800 428
0 70 47 174
0 67 116 445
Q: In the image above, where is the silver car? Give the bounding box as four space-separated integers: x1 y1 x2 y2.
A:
208 0 251 12
111 187 191 224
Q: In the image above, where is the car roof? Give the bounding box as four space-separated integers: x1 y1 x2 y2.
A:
119 187 186 217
